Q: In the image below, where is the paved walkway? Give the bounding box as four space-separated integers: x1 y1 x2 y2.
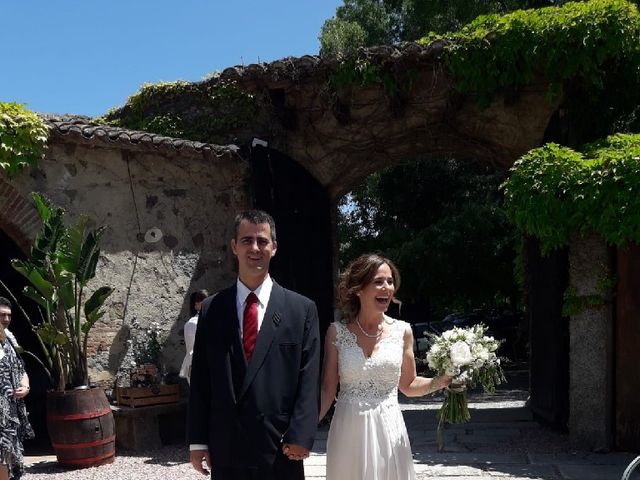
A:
24 388 640 479
302 400 640 479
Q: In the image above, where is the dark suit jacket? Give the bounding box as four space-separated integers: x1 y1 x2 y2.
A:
187 280 320 469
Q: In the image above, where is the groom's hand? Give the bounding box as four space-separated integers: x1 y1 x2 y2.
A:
190 449 211 475
282 443 309 461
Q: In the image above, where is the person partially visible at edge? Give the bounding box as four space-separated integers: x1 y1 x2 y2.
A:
188 210 321 480
319 254 452 480
179 289 209 384
0 298 34 480
0 298 19 350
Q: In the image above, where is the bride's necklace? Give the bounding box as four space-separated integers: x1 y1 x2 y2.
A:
355 317 383 339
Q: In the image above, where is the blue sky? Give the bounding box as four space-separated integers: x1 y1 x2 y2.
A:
1 1 342 117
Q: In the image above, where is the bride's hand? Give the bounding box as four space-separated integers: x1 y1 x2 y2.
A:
436 375 453 390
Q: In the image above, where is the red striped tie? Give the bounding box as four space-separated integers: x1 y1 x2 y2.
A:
243 292 259 362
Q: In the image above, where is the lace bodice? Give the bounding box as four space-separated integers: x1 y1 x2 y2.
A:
333 319 407 407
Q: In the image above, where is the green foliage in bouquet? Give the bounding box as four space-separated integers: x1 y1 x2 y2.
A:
11 193 114 391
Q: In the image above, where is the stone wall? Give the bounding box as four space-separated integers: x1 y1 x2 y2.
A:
568 234 614 451
3 133 250 387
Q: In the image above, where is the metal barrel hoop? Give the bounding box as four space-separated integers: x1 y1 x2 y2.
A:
621 456 640 480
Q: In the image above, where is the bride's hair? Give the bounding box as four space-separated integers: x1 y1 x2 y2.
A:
337 253 401 322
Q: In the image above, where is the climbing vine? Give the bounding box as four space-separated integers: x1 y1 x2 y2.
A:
418 0 640 107
328 58 418 99
502 133 640 253
562 276 617 317
103 77 258 144
0 102 48 175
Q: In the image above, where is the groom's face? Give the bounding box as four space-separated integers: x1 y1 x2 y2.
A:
231 220 277 280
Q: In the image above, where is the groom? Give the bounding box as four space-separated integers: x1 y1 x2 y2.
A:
188 210 320 479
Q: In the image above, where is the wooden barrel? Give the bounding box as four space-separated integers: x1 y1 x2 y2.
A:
46 387 116 468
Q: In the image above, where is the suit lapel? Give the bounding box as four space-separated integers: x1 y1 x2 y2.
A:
240 282 284 397
221 285 245 402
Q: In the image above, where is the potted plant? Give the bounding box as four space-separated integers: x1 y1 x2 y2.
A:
116 322 180 407
11 192 116 467
129 321 162 387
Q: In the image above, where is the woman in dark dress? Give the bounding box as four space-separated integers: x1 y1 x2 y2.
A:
0 319 34 480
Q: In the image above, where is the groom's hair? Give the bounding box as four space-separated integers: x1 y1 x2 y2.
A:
337 253 401 321
233 210 277 242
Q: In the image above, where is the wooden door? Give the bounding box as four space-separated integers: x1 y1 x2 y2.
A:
616 243 640 452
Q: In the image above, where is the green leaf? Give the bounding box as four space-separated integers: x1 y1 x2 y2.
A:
55 271 76 310
11 259 54 300
22 285 49 310
59 215 88 274
82 287 114 334
31 192 51 224
37 323 68 346
77 226 106 285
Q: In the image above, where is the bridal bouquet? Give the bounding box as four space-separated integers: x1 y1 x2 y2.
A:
426 324 505 448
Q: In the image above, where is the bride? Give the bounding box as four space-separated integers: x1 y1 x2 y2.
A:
319 254 451 480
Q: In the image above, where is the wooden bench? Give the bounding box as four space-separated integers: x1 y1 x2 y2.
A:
110 401 186 451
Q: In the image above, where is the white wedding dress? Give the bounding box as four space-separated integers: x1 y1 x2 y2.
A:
326 319 415 480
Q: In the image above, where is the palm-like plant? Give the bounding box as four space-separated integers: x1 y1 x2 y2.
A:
12 193 113 391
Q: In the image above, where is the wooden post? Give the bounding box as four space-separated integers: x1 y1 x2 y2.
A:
616 243 640 452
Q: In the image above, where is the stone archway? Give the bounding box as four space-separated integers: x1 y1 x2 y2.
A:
108 43 559 199
0 178 39 253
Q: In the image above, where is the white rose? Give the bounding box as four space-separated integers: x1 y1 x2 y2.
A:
442 330 454 340
450 341 473 367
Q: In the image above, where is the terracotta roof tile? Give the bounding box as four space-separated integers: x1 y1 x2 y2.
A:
213 41 442 87
43 115 238 156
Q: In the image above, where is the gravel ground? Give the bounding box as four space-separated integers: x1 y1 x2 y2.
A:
25 445 203 480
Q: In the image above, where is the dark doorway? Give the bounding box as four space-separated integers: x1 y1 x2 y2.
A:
0 229 51 446
250 146 335 337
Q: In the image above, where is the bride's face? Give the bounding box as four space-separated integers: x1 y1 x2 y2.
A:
357 263 396 313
